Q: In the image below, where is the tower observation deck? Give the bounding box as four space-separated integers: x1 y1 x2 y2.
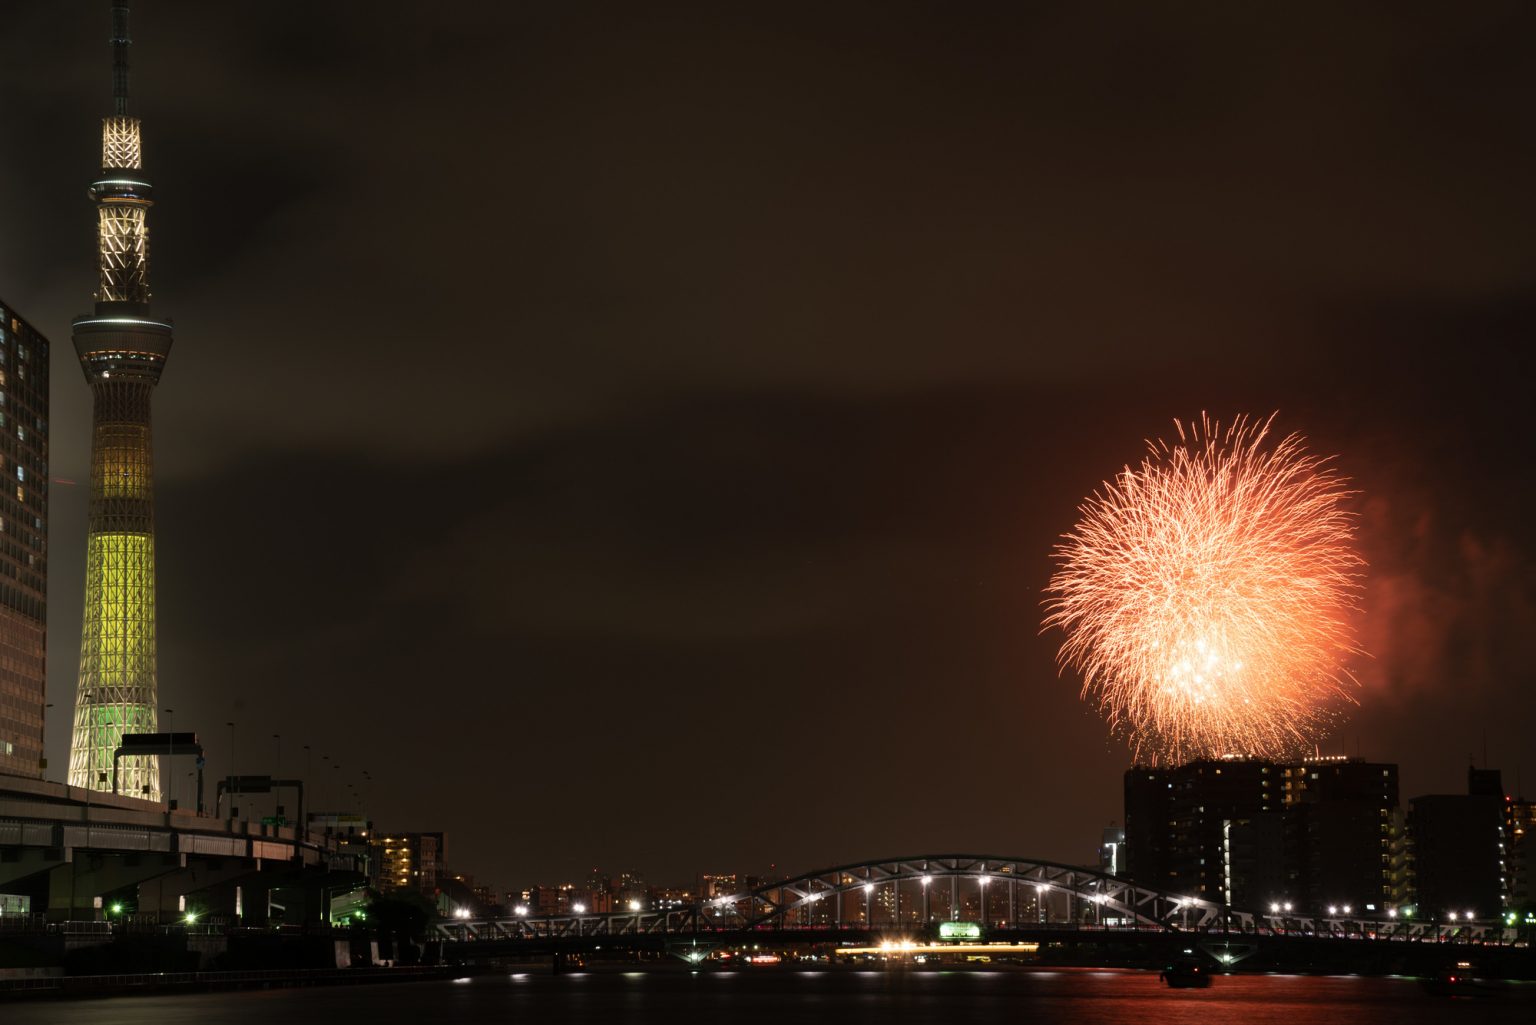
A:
67 1 174 801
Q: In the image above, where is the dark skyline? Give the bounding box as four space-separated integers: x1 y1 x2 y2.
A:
1 1 1533 887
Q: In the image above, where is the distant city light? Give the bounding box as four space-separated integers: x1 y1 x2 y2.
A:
863 883 874 894
628 900 642 912
572 903 587 914
513 905 529 917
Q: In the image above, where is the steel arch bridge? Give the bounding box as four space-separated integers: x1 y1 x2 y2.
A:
436 854 1228 943
436 853 1519 947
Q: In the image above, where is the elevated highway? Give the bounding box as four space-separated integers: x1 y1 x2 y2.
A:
1 775 366 924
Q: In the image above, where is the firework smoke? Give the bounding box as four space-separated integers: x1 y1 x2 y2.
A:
1044 414 1364 762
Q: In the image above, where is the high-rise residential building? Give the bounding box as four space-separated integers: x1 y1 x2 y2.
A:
373 831 446 898
1166 758 1280 900
1124 756 1401 914
1220 813 1286 909
1466 766 1518 908
1407 793 1503 918
0 302 49 780
1125 759 1281 900
1508 797 1536 908
67 1 175 801
1281 757 1400 913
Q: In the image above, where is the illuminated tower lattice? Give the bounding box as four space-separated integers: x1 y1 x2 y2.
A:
67 1 174 801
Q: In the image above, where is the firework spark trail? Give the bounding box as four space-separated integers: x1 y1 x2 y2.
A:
1044 414 1365 762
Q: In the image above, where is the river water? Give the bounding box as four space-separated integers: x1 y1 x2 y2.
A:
5 968 1533 1024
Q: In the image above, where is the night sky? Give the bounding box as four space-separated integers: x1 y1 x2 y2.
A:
2 2 1534 890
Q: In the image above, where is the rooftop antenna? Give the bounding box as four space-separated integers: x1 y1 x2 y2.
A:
111 1 131 115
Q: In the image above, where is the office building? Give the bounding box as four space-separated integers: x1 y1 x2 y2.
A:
0 302 48 780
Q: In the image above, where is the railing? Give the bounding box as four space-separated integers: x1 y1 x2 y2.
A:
436 912 1522 947
0 913 50 932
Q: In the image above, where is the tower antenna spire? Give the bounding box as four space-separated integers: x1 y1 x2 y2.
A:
111 1 131 115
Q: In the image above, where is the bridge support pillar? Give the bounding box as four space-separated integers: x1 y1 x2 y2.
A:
135 857 268 921
44 851 185 922
0 847 66 890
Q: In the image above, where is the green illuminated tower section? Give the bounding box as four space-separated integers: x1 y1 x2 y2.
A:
67 1 173 801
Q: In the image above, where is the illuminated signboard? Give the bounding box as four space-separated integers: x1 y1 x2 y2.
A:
939 921 982 940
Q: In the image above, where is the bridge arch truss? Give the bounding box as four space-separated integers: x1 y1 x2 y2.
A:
699 854 1212 931
437 854 1230 942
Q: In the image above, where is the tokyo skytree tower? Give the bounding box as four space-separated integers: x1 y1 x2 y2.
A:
67 1 174 801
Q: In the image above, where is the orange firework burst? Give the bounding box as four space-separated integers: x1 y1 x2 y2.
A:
1044 414 1364 762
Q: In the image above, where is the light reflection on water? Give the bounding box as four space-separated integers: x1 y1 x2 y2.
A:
7 969 1536 1025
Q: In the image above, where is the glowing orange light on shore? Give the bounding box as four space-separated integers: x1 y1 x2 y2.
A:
1044 413 1364 761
